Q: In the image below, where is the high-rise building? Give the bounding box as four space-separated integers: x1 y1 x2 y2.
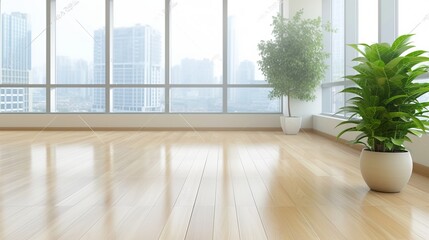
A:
93 28 106 112
93 25 163 112
55 56 91 112
172 58 214 84
1 12 31 112
170 58 217 112
56 56 89 85
236 60 255 84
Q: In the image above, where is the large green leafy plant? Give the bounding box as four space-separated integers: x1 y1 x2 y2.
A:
337 34 429 152
258 10 329 117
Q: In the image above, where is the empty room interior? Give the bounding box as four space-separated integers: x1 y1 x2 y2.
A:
2 0 429 239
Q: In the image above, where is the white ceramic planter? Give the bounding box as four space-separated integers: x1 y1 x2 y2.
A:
360 149 413 193
280 116 302 135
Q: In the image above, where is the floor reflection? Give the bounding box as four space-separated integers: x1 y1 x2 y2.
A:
0 131 427 239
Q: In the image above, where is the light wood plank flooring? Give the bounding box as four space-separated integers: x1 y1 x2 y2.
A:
0 130 429 240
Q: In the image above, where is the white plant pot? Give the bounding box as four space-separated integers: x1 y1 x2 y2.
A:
280 116 302 135
360 149 413 193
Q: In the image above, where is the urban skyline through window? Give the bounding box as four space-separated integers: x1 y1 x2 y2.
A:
0 0 281 113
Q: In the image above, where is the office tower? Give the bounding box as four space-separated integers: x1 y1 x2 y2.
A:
170 58 217 112
92 28 106 111
173 58 214 84
93 25 163 112
236 60 255 84
55 56 90 111
1 12 31 112
56 56 89 85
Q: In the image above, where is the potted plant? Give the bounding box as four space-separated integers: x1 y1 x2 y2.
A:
337 34 429 192
258 10 329 134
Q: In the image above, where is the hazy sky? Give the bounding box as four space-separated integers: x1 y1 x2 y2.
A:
1 0 428 69
398 0 429 52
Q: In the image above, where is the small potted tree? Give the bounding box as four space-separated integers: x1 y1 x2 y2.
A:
258 10 329 134
337 34 429 192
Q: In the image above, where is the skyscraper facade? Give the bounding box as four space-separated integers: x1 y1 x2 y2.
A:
171 58 214 84
93 25 163 112
1 12 31 112
55 56 91 112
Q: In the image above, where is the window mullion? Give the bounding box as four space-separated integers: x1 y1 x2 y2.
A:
223 0 227 113
165 0 170 113
47 0 56 113
106 0 113 113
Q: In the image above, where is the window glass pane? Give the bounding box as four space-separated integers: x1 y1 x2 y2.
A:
398 0 429 55
113 0 164 84
56 0 104 84
170 0 222 84
52 88 104 112
170 88 222 112
32 88 46 112
415 78 429 102
228 0 278 84
112 88 164 112
56 57 89 84
0 88 45 112
228 88 280 113
331 0 345 82
1 0 46 84
332 86 344 116
358 0 378 44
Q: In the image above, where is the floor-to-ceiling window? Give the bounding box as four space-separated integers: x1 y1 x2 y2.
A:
54 0 105 112
170 0 223 113
322 0 379 116
357 0 378 45
0 0 46 112
322 0 345 115
398 0 429 53
112 0 165 113
398 0 429 102
323 0 429 116
0 0 281 113
227 0 281 113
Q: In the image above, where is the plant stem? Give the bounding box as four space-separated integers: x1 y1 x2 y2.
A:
287 95 291 117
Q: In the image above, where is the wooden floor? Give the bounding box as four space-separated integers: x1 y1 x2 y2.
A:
0 130 429 239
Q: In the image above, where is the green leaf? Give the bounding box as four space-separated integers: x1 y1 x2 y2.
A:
406 50 426 57
348 44 367 57
408 129 422 137
338 106 360 113
391 138 405 146
352 57 368 63
391 34 412 51
374 136 388 142
383 95 407 105
340 87 362 95
385 57 403 70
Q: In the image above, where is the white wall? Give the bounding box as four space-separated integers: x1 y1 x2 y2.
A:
405 135 429 167
285 88 322 129
313 114 358 141
313 115 429 167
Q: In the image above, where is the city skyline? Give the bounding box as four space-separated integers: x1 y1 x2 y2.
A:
0 6 280 113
